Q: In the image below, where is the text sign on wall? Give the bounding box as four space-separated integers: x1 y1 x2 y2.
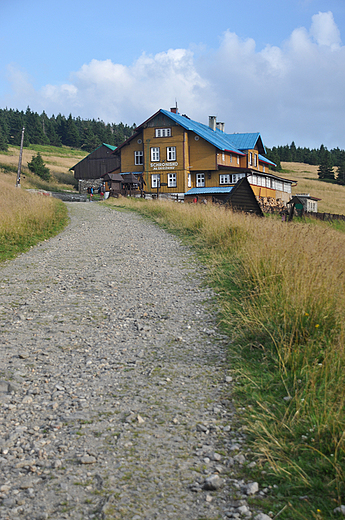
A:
151 162 178 171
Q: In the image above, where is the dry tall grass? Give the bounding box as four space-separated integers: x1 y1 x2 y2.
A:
0 145 86 191
283 162 345 215
0 174 68 260
107 197 345 512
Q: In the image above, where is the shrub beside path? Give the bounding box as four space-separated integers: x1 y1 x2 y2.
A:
0 203 265 520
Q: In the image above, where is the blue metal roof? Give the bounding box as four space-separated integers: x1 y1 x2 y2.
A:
160 110 245 155
185 186 235 196
258 154 275 166
225 133 265 153
160 110 266 155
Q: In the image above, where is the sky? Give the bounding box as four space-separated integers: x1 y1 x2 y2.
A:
1 0 345 149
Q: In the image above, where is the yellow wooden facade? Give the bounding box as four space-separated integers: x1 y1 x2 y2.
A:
115 110 292 199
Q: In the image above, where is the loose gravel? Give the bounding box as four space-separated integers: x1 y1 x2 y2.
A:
0 202 268 520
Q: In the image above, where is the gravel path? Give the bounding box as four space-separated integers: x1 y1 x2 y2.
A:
0 202 266 520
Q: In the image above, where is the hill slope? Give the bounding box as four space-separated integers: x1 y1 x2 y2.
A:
282 161 345 214
0 145 87 191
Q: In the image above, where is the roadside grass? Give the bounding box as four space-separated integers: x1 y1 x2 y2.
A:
106 196 345 519
0 175 69 262
22 170 78 192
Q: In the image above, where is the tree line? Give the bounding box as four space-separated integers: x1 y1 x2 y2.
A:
1 107 344 184
0 107 136 153
266 142 345 184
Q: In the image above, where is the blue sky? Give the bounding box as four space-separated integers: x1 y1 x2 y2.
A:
1 0 345 149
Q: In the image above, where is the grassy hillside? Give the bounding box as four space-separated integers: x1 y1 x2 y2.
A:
0 172 68 262
282 162 345 215
0 144 82 261
0 144 87 191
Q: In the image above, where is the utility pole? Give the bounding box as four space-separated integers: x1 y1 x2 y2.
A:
16 127 25 188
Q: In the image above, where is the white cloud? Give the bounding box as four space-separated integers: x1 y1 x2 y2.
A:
2 12 345 148
310 11 341 49
63 50 210 123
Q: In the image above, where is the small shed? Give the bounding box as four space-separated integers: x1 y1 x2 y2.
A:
101 171 142 197
184 177 263 216
287 194 321 215
102 172 124 195
121 172 141 196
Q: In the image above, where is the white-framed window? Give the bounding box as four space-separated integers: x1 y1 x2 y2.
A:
230 154 232 163
266 177 271 188
134 151 143 165
155 128 171 137
196 173 205 187
219 174 231 184
188 173 192 188
222 153 225 162
233 173 245 183
167 173 177 187
254 154 257 167
151 174 160 188
237 156 240 164
249 152 253 166
151 147 160 161
262 164 266 173
167 146 176 161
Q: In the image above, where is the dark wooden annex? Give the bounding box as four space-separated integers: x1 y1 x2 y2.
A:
70 144 119 180
184 177 263 216
220 177 263 216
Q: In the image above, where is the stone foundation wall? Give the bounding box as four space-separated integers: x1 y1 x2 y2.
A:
52 192 87 202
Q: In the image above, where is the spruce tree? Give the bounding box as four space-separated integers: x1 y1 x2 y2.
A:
336 162 345 184
65 114 80 148
28 152 50 181
0 126 8 151
318 147 334 180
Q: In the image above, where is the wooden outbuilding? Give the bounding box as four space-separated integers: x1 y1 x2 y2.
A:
185 177 263 216
287 194 321 214
101 171 141 197
287 194 321 218
102 172 124 196
121 173 140 197
70 143 119 193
